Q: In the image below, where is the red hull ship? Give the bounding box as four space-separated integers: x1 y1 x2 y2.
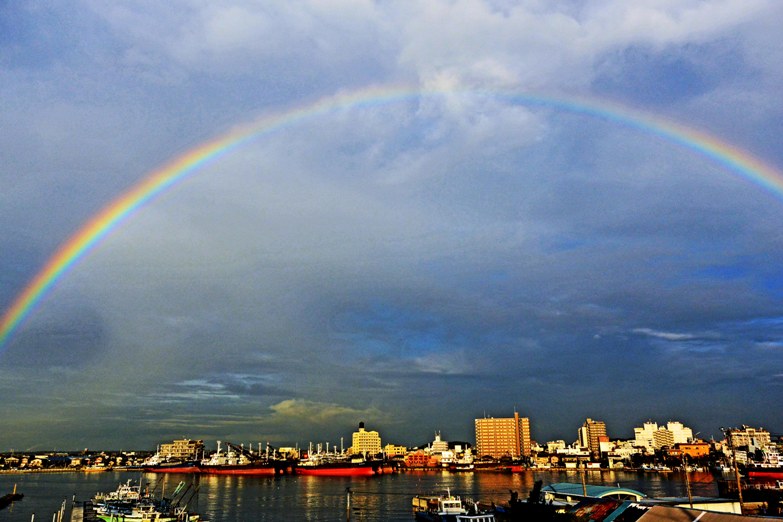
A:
200 462 278 475
296 461 381 476
747 468 783 481
296 445 388 477
199 441 294 475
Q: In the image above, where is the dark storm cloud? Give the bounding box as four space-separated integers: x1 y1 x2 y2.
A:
1 0 782 450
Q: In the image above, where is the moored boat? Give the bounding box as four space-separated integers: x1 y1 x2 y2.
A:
412 489 494 521
92 479 203 521
296 445 384 477
199 440 291 475
144 461 201 474
94 479 144 504
742 448 783 481
95 503 201 522
296 457 381 476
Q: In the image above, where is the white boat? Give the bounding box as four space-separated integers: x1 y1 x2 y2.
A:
94 479 144 503
413 489 495 521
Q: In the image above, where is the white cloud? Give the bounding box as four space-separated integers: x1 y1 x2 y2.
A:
269 399 381 425
633 328 698 341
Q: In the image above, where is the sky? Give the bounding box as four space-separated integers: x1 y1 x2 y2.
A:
1 0 782 452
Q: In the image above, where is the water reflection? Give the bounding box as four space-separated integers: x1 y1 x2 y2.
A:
0 469 720 521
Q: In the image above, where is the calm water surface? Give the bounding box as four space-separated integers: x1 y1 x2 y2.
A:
0 469 720 521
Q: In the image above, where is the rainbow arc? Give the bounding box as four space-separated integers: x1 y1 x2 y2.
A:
2 86 783 349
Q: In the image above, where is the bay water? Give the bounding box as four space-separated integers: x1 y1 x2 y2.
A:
0 469 720 521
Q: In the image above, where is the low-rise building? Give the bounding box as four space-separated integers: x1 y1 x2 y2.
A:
159 439 204 460
672 442 710 459
383 444 407 457
725 425 771 451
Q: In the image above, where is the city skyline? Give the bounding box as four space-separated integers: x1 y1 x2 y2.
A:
2 1 783 450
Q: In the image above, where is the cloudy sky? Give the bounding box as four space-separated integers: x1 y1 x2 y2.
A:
2 1 782 451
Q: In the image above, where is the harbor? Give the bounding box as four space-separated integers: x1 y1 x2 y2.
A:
2 468 778 521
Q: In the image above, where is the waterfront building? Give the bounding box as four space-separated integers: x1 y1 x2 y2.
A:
430 432 449 454
634 421 659 453
546 440 567 453
520 416 532 456
653 428 675 450
578 418 607 458
671 442 710 459
404 450 432 468
383 443 407 457
667 421 693 444
159 439 204 460
633 420 694 452
351 422 381 456
474 411 531 459
726 425 771 451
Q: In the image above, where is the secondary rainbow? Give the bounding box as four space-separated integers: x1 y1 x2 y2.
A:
2 85 783 349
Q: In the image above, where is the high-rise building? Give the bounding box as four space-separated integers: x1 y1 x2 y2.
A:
519 416 532 457
474 411 531 459
634 421 658 453
578 418 607 458
351 422 381 456
652 428 674 450
666 421 693 444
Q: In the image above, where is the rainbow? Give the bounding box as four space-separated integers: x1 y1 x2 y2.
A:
2 85 783 349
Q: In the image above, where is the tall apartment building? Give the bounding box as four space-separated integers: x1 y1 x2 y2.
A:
159 439 204 460
653 429 674 450
578 418 607 458
474 411 531 459
351 422 381 456
519 416 531 457
666 421 693 445
634 421 659 453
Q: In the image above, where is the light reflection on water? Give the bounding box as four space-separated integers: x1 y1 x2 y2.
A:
0 469 720 521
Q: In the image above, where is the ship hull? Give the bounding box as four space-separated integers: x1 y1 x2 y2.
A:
144 462 200 474
296 463 379 476
747 468 783 481
200 463 277 475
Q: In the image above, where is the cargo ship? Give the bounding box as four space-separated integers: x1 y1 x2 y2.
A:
296 458 381 476
295 444 385 476
199 441 294 475
743 449 783 481
142 452 200 474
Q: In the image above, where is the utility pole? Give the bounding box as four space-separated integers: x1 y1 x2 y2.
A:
722 427 744 512
581 460 587 497
682 454 693 508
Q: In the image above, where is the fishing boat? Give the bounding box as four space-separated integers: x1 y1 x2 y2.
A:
93 480 203 521
142 452 200 474
296 444 383 477
412 489 495 521
94 479 144 504
96 503 201 521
